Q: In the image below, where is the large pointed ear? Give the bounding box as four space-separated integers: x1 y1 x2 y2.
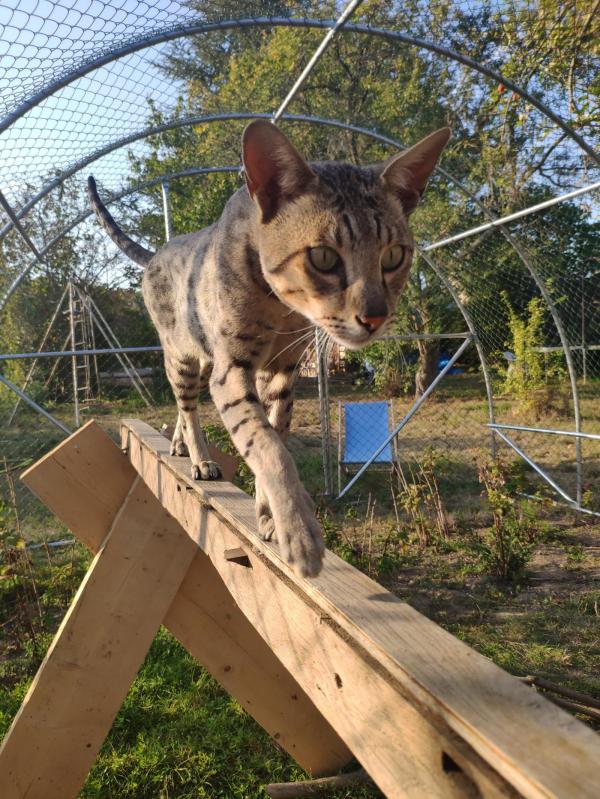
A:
380 127 451 215
242 120 316 223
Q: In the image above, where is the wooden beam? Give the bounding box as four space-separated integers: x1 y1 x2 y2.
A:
19 421 351 777
122 418 600 799
0 477 197 799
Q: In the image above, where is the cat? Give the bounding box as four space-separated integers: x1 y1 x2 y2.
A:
88 120 450 578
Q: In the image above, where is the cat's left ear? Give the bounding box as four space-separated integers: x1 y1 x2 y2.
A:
242 120 316 223
380 127 451 215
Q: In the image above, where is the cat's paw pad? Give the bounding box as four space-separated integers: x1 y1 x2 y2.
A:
171 439 189 457
191 461 222 480
258 514 277 542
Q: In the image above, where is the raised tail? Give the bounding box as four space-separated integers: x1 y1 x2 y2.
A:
87 176 155 267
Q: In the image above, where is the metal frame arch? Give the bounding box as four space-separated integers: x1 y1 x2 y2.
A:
0 109 583 468
0 111 431 242
1 17 597 163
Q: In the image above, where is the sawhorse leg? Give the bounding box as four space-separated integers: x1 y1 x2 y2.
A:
0 422 350 799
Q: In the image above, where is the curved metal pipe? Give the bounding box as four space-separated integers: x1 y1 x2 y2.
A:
0 112 414 242
1 17 597 164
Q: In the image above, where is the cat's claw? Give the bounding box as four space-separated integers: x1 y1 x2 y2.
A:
191 461 222 480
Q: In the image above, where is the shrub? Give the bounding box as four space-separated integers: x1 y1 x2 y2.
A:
474 457 539 581
501 293 567 418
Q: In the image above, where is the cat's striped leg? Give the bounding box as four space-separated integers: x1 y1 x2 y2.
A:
210 357 323 577
165 355 221 480
255 367 296 542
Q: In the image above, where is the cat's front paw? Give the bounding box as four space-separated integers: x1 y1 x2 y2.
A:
258 510 276 542
171 438 189 457
272 491 325 578
191 460 222 480
255 488 276 541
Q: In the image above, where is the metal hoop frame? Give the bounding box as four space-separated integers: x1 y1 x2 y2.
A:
0 13 596 507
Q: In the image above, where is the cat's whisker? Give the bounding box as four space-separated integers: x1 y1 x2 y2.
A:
270 324 315 335
294 339 317 376
264 330 315 370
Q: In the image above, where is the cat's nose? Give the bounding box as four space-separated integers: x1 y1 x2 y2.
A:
356 314 388 333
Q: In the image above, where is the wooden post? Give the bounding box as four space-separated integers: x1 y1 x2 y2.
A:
0 478 197 799
16 421 351 777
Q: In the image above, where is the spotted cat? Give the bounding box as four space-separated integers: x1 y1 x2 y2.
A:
88 120 450 577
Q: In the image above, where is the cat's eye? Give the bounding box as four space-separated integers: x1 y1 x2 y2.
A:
308 246 340 272
381 244 406 272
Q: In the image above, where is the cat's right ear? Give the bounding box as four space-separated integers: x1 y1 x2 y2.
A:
242 120 316 223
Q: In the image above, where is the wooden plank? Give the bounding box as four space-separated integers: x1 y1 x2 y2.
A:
20 421 351 776
21 419 135 550
0 477 197 799
122 418 600 799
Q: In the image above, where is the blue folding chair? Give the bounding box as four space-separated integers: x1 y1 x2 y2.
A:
337 400 398 493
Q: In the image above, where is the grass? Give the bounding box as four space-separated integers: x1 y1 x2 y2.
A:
1 374 599 795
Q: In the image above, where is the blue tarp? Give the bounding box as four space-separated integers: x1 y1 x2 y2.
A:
342 401 393 464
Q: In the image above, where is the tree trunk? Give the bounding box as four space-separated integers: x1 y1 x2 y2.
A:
415 339 440 398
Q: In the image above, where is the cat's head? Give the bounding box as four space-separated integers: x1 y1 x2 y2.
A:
242 120 450 349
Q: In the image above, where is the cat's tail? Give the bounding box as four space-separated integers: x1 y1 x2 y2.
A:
87 176 155 267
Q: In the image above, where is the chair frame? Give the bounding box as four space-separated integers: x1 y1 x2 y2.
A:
337 399 399 495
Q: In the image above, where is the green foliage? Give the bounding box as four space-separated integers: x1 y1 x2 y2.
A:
473 457 539 582
353 339 416 397
395 450 451 546
500 293 567 418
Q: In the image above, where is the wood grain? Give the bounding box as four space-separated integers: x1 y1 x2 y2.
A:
122 417 600 799
0 477 197 799
19 421 350 777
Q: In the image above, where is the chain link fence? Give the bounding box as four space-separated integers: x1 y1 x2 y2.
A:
1 0 599 542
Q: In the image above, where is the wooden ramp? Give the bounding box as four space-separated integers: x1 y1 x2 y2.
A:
0 419 599 799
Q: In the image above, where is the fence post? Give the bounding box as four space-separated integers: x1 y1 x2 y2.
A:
316 330 334 495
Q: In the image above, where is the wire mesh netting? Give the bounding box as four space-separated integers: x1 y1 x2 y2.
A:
0 0 599 541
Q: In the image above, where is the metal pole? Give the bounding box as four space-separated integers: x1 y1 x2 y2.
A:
488 423 600 441
581 272 587 385
338 335 473 499
67 281 81 428
0 373 71 436
273 2 364 122
424 181 600 252
161 181 173 242
316 330 334 495
382 332 471 342
492 428 577 507
0 346 163 361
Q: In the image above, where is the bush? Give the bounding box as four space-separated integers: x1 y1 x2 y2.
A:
501 294 567 418
474 457 539 581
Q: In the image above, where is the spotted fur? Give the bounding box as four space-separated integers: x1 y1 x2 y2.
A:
88 121 450 577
